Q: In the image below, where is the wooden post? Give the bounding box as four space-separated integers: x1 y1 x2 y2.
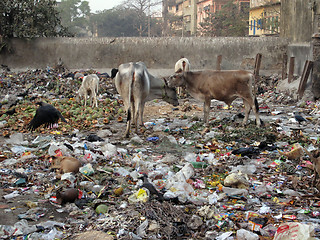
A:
288 57 295 83
282 53 288 80
312 33 320 99
253 53 262 78
298 60 314 98
216 55 222 71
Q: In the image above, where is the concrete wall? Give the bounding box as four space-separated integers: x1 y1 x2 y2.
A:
0 37 289 72
287 43 313 76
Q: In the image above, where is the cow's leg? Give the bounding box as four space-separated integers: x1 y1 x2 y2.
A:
242 99 251 125
84 92 87 107
140 102 145 127
133 101 141 134
90 89 94 107
95 91 98 108
243 98 261 127
122 101 131 138
131 102 136 126
94 86 98 107
203 99 211 125
253 98 261 127
177 87 181 98
92 89 97 108
125 108 131 138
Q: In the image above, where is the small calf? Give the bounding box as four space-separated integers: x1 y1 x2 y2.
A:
77 74 99 108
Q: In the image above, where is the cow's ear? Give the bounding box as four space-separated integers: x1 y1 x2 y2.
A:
176 73 183 79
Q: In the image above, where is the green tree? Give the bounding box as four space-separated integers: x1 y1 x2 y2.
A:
57 0 91 36
123 0 161 36
91 7 142 37
90 5 162 37
198 1 249 37
0 0 67 39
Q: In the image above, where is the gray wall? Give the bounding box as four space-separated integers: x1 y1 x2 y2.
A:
287 43 313 75
0 37 289 72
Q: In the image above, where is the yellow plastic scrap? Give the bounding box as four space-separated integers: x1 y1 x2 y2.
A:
50 131 62 135
272 197 280 203
223 105 232 109
128 188 150 203
137 188 149 201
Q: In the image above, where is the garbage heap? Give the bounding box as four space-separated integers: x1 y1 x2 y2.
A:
0 69 320 239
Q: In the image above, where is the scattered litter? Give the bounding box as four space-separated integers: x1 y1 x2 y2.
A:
1 70 320 239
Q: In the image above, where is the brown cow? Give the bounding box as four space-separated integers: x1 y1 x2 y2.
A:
168 70 261 127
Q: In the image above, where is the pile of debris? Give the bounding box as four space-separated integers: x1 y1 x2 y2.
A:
1 68 320 239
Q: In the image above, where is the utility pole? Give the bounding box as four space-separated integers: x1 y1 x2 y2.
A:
148 0 151 37
182 0 184 37
162 0 168 36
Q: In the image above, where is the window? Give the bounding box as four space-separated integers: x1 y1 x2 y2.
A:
271 17 275 32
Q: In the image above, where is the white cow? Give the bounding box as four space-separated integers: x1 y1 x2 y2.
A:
114 62 179 137
174 58 190 97
77 74 99 108
175 58 190 73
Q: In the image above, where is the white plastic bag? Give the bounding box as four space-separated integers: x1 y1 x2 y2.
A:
274 222 316 240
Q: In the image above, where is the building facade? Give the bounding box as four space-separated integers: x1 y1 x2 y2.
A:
197 0 229 29
280 0 316 42
168 0 197 36
249 0 281 36
168 0 249 36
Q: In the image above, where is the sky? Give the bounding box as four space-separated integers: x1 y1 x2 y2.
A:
86 0 162 15
86 0 121 13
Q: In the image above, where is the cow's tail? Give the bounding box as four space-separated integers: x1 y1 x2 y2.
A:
252 73 259 113
127 69 135 122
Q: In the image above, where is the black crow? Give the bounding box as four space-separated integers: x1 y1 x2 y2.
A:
27 102 67 131
294 112 307 124
138 173 164 201
86 134 105 142
5 108 16 115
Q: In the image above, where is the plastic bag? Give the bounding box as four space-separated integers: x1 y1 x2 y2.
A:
128 188 150 203
274 222 316 240
236 229 259 240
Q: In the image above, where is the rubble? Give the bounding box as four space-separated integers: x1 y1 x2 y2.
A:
1 69 320 239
